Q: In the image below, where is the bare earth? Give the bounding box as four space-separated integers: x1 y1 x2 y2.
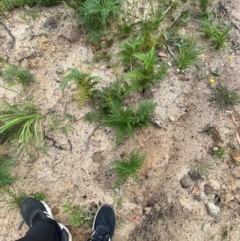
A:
1 1 240 241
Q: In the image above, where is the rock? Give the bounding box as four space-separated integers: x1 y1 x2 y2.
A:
51 206 59 215
212 147 219 152
180 175 194 189
169 115 175 122
60 21 80 43
188 170 203 181
231 152 240 164
193 195 201 201
207 203 220 217
16 44 35 61
21 59 29 69
202 223 211 232
44 17 58 31
204 184 214 196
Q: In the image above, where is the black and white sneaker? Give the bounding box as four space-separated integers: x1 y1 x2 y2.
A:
20 197 72 241
89 204 116 241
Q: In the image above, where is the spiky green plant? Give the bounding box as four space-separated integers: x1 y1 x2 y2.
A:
63 200 96 227
0 101 44 156
199 17 232 49
78 0 123 35
212 84 240 109
110 149 146 188
118 37 144 69
124 47 168 92
0 155 16 188
87 99 156 145
190 159 213 180
174 38 204 71
2 64 35 87
60 69 101 107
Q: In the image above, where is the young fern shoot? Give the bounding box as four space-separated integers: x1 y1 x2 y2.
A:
124 47 168 92
60 69 101 107
110 149 146 188
2 64 35 86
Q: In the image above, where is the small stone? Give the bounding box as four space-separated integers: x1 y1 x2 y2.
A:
51 206 59 215
167 61 172 67
207 203 220 217
231 152 240 164
180 175 194 189
212 147 219 152
193 195 201 201
21 59 29 69
188 170 203 181
169 115 175 122
202 223 211 232
91 201 98 209
204 184 214 196
61 21 80 43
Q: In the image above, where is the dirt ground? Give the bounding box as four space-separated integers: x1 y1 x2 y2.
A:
1 1 240 241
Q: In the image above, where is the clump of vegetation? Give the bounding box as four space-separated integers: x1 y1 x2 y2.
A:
60 68 102 107
0 155 16 188
62 200 96 227
199 17 232 49
124 47 168 92
213 147 225 158
199 0 210 16
110 149 146 188
118 37 144 69
5 189 46 207
202 124 214 135
174 38 204 71
78 0 123 43
0 101 44 156
0 0 61 12
86 93 157 145
190 159 213 180
2 65 35 87
212 84 240 109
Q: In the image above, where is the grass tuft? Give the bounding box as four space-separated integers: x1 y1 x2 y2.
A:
174 38 204 71
212 84 240 109
0 101 44 156
0 155 16 188
63 200 96 227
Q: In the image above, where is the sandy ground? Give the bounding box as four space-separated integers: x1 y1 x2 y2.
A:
1 1 240 241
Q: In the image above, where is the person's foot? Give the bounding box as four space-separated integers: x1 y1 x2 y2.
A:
89 204 116 241
20 197 72 241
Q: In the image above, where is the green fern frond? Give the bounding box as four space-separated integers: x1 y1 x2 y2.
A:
133 47 157 71
118 37 144 67
78 0 123 30
110 149 146 188
2 64 35 87
61 69 101 107
134 100 157 126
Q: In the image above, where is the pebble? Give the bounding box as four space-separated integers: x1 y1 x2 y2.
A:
169 115 175 122
51 206 59 215
180 175 194 189
231 152 240 164
21 59 29 69
207 203 220 217
204 184 214 196
202 223 211 232
212 147 219 152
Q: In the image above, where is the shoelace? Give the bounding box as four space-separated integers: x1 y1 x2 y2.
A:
88 228 111 241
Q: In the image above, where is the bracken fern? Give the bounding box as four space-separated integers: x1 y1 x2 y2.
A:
110 149 146 188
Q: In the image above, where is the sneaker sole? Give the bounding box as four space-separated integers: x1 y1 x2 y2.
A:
58 222 73 241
